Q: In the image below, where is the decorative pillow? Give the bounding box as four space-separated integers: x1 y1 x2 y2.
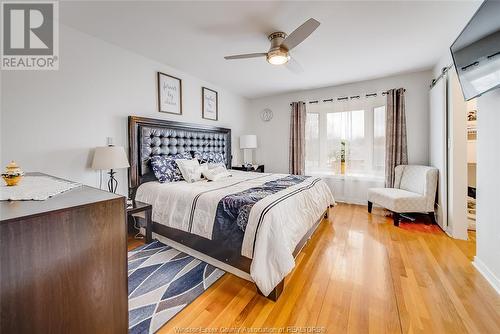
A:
150 153 190 183
193 151 224 164
202 164 232 181
150 156 180 183
212 152 224 164
176 151 193 160
176 159 204 183
192 150 203 161
207 162 225 169
199 163 209 175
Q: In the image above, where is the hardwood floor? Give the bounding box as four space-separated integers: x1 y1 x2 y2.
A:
128 203 500 333
127 233 145 251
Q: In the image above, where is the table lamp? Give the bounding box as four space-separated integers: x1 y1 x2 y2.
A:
92 146 130 193
240 135 257 165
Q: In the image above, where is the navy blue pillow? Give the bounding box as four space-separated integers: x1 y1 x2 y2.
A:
193 151 224 164
150 153 192 183
176 151 192 160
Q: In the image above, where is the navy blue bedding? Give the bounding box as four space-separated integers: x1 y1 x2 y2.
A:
211 175 310 254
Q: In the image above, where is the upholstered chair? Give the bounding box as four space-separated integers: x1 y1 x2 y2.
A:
367 165 438 226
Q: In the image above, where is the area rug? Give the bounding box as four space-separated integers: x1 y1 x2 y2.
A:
128 241 225 333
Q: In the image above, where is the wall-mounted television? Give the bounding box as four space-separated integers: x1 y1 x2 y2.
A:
451 0 500 101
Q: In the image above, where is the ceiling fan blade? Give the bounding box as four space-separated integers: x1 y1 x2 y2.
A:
281 18 320 51
224 53 267 60
286 56 304 74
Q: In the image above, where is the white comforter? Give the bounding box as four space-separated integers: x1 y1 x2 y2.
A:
135 170 335 295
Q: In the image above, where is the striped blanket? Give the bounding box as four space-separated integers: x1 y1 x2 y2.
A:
136 170 334 295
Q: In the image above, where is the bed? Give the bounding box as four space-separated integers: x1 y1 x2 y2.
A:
128 116 335 300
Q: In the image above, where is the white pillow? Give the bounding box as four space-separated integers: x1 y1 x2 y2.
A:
199 163 209 174
176 159 203 183
202 165 232 181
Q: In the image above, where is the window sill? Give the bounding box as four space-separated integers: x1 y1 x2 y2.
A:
306 172 384 182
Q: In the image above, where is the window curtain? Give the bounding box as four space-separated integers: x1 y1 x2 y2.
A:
289 101 306 175
385 88 408 187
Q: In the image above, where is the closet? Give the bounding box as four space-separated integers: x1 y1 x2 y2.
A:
467 100 477 230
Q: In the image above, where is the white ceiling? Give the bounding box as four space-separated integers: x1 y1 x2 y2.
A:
60 1 482 99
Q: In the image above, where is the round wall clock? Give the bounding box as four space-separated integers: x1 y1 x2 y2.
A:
261 108 273 122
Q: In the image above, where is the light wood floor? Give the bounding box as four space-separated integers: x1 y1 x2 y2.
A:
128 203 500 333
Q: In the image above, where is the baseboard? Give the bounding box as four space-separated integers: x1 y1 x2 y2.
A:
473 256 500 295
337 199 369 206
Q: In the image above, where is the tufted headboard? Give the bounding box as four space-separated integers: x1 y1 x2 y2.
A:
128 116 232 198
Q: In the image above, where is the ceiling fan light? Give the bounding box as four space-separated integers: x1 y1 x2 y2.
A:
266 49 290 65
268 55 289 65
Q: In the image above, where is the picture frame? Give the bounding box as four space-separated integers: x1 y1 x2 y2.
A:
467 109 477 122
157 72 182 115
202 87 218 121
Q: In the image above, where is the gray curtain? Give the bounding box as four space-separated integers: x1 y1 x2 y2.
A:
289 101 306 175
385 88 408 187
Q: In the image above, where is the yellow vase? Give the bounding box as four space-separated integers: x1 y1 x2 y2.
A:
2 161 24 186
2 175 22 186
341 161 346 175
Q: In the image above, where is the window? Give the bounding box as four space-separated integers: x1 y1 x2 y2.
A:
305 98 386 179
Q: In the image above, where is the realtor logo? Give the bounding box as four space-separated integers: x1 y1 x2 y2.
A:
1 1 59 70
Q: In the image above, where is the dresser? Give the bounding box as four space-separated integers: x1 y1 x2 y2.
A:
0 174 128 333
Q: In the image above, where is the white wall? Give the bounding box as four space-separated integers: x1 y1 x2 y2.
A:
1 24 249 196
474 89 500 294
248 70 432 174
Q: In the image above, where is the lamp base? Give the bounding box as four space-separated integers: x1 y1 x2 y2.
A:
107 169 118 193
243 149 253 165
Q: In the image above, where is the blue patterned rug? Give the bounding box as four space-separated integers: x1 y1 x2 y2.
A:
128 241 225 333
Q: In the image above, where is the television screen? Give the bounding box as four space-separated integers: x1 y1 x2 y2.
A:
451 0 500 101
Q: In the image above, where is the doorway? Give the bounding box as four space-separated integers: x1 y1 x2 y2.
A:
466 99 477 231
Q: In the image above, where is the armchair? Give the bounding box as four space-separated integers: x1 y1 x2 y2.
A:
367 165 438 226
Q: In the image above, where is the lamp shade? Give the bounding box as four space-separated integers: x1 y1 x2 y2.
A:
92 146 130 170
240 135 257 149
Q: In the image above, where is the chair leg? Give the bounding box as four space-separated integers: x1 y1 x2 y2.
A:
393 212 400 227
368 201 373 213
428 212 436 225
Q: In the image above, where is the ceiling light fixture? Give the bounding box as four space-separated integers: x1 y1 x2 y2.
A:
224 18 320 71
266 48 290 65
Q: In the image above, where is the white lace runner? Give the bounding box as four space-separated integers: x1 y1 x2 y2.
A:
0 175 81 201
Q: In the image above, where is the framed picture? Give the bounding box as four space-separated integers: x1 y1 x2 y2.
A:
467 109 477 121
202 87 218 121
157 72 182 115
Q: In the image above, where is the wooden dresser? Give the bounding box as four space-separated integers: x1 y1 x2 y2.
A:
0 175 128 333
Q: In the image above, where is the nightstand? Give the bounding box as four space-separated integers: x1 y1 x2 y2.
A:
232 165 265 173
127 200 152 243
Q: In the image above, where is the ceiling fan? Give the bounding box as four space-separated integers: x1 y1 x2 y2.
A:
224 18 320 67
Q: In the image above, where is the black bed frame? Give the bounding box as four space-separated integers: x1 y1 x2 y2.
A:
128 116 327 301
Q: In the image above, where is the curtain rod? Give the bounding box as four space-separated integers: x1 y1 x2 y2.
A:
289 88 406 106
430 65 452 88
